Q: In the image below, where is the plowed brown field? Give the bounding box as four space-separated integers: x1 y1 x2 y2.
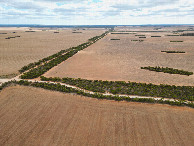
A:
45 29 194 86
0 27 106 76
0 85 193 146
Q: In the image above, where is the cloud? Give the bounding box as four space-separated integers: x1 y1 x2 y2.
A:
0 0 194 24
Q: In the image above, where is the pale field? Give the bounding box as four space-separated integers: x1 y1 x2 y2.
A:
0 85 193 146
114 25 194 32
0 27 106 76
45 27 194 86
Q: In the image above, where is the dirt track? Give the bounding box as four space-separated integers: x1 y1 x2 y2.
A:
0 85 193 146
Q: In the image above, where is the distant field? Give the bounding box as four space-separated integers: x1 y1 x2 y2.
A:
45 29 194 86
0 27 106 76
0 85 193 146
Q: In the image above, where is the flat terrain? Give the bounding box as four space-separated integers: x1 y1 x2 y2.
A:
0 27 106 76
0 85 193 146
45 27 194 86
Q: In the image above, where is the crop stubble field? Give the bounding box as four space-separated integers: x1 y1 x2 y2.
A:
0 85 194 146
0 27 106 76
45 27 194 86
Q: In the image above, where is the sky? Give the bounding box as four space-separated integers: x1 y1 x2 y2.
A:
0 0 194 25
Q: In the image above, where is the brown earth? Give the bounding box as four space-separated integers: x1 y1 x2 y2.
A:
0 27 106 76
0 85 193 146
114 25 194 32
45 28 194 86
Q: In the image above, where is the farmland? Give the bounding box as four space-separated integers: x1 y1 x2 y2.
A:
0 27 106 77
0 26 194 145
44 27 194 86
0 85 193 145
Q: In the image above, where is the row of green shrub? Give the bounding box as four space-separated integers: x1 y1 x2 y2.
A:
151 36 161 37
161 51 185 53
180 33 194 36
111 33 130 34
40 76 194 101
170 41 183 42
20 31 109 79
110 39 120 40
166 35 180 36
131 40 144 42
72 32 82 33
141 66 193 76
1 80 192 108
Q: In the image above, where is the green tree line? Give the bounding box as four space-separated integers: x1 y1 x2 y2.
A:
40 76 194 101
141 66 193 76
1 80 193 108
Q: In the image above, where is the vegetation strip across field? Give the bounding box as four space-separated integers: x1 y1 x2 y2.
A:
20 31 109 79
180 33 194 36
131 40 144 42
110 39 120 40
170 41 183 42
0 80 193 108
161 51 185 53
40 76 194 101
141 66 193 76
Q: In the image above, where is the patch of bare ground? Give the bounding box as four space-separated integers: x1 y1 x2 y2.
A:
0 27 106 76
0 85 193 146
45 30 194 86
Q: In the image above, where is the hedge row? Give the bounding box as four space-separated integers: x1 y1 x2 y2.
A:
3 80 193 108
141 66 193 76
166 35 180 36
170 41 183 42
161 51 185 53
151 36 161 37
110 39 120 40
180 33 194 36
111 33 130 34
40 76 194 101
131 40 144 42
20 31 109 79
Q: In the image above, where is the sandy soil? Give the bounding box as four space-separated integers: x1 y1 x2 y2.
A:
0 27 106 76
45 28 194 86
114 25 194 32
0 85 193 146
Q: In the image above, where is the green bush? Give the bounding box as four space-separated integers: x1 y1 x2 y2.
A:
141 66 193 76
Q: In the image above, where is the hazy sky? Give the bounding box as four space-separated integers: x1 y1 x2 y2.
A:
0 0 194 25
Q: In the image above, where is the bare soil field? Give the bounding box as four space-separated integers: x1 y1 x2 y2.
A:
45 27 194 86
0 27 106 76
114 25 194 32
0 85 193 146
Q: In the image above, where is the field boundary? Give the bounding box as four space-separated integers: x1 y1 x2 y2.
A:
1 80 193 108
